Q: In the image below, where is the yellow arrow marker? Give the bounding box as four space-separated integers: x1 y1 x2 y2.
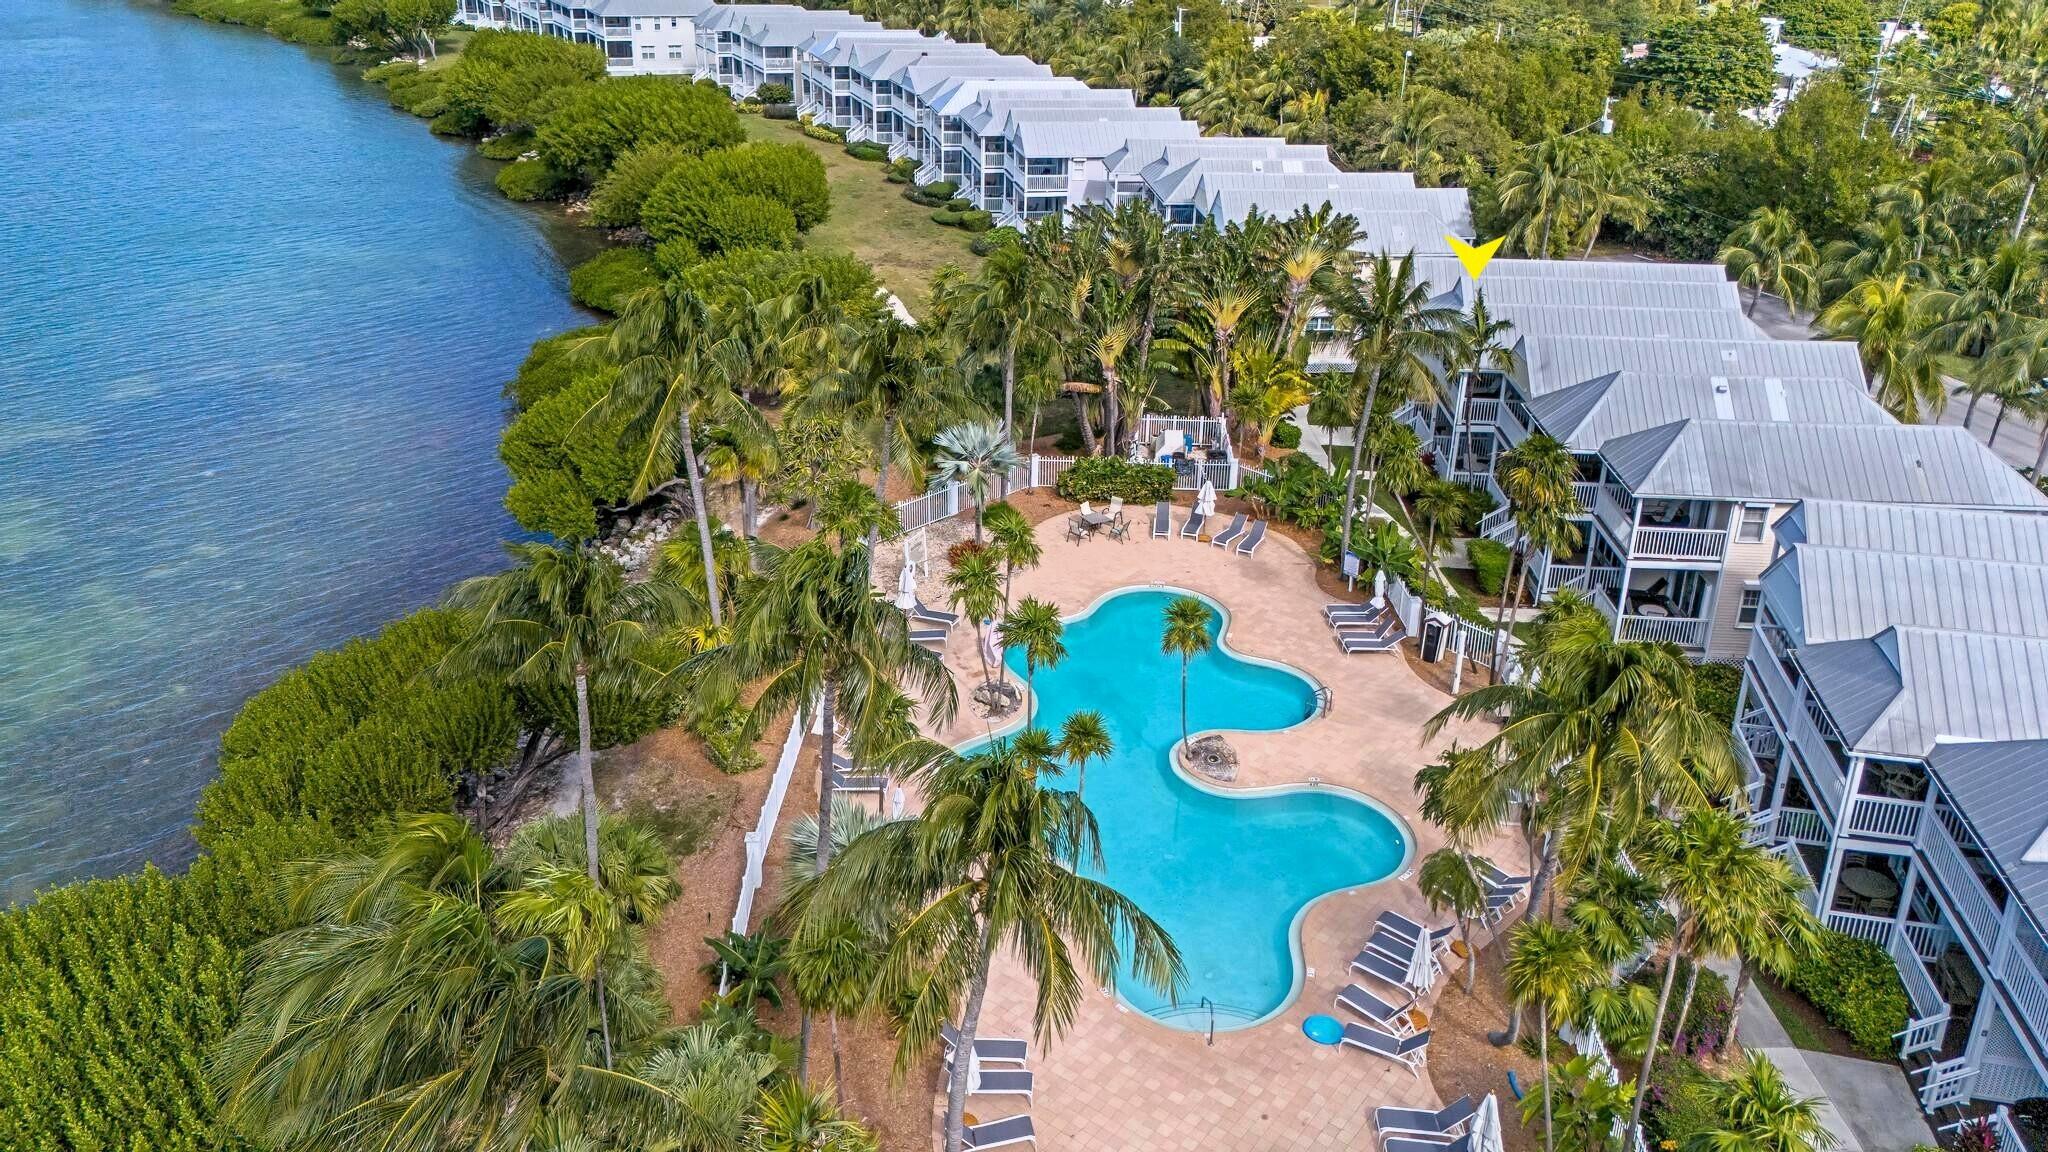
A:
1446 235 1505 279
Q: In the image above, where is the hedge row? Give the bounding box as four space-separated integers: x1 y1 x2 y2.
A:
1054 457 1177 503
1782 928 1912 1057
641 141 829 252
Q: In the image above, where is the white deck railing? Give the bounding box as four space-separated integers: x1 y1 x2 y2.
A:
719 706 811 996
1848 794 1925 841
1631 525 1728 561
1920 814 2005 948
1888 929 1951 1056
1826 910 1896 945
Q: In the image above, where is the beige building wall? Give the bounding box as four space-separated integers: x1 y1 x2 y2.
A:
1705 501 1791 661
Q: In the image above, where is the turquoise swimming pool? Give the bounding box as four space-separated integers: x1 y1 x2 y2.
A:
985 587 1410 1031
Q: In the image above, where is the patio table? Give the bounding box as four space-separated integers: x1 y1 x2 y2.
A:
1840 866 1899 902
1637 602 1670 618
1081 512 1112 527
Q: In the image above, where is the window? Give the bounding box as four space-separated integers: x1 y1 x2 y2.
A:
1737 504 1770 543
606 39 632 57
641 48 654 58
1737 585 1761 627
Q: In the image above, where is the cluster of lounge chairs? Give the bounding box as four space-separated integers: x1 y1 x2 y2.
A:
1323 601 1404 655
1333 910 1451 1077
1374 1096 1483 1152
908 595 958 650
1150 501 1267 556
943 1023 1039 1149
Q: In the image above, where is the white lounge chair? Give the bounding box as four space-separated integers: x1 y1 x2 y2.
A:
911 597 959 629
1341 1023 1430 1077
1365 927 1442 976
1324 602 1384 622
1235 520 1266 555
970 1067 1034 1099
1151 501 1171 538
1377 912 1456 953
1350 946 1412 989
942 1023 1028 1066
828 753 887 794
1375 1096 1476 1141
1180 510 1207 538
1209 513 1248 548
1386 1133 1472 1152
910 627 947 649
961 1115 1035 1150
1336 982 1416 1035
1338 629 1404 654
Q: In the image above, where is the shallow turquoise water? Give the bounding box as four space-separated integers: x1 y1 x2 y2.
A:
0 0 594 900
990 588 1409 1029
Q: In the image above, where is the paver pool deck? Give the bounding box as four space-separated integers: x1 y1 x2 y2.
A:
896 509 1516 1150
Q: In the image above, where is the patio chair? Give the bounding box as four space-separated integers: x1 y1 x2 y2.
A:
1350 946 1413 990
961 1115 1035 1150
911 597 959 629
1151 501 1171 537
1235 520 1267 556
941 1023 1028 1066
910 627 948 649
1108 514 1130 543
1340 1023 1431 1077
1067 517 1091 545
1374 1096 1476 1141
827 753 888 794
1376 912 1457 953
1079 501 1098 519
968 1067 1034 1099
1209 513 1248 548
1385 1132 1472 1152
1106 496 1124 519
1336 982 1416 1035
1365 927 1442 975
1180 510 1208 538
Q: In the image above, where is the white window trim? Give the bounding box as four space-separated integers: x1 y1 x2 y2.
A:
1737 503 1771 544
1736 581 1762 629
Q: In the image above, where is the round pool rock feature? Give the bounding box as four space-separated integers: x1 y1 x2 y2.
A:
1302 1015 1344 1045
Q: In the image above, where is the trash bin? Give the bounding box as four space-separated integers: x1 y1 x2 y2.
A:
1418 613 1450 662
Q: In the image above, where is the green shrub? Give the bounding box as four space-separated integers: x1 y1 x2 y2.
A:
653 238 701 279
697 194 798 252
763 103 798 120
904 181 958 206
438 29 605 136
361 59 419 84
568 247 659 313
884 157 918 183
584 140 687 226
843 140 888 162
428 110 469 135
1467 537 1511 595
801 120 846 142
955 209 993 232
534 75 744 183
1240 454 1341 532
499 369 640 540
495 157 570 201
1271 420 1302 450
640 141 830 244
1642 1049 1719 1146
1055 457 1176 503
969 226 1022 256
1783 929 1911 1057
383 68 450 117
477 130 535 160
691 699 764 774
504 324 607 410
1691 660 1744 725
754 81 793 104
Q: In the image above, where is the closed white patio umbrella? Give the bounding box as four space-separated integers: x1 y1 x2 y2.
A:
894 561 917 611
1196 480 1217 517
1473 1094 1504 1152
1404 927 1435 993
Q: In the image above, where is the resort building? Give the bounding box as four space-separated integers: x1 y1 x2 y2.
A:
1737 500 2048 1122
692 4 874 96
454 0 717 75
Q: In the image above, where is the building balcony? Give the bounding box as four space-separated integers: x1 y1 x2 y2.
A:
1631 525 1729 562
1847 794 1925 842
1745 644 1849 814
1590 585 1709 648
1463 397 1501 426
1918 813 2006 957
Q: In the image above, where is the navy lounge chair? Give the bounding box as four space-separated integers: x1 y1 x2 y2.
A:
961 1115 1035 1150
1180 510 1208 538
1336 982 1416 1034
1340 1023 1431 1076
1210 513 1248 548
1151 501 1171 538
1235 520 1267 555
1374 1096 1476 1141
942 1023 1028 1066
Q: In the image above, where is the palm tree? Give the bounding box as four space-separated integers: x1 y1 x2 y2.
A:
1497 135 1594 259
1417 848 1488 992
1439 289 1516 484
1160 595 1215 754
1189 280 1261 421
811 737 1184 1152
1349 517 1424 588
1411 478 1467 576
1503 920 1601 1152
1573 144 1651 258
1565 858 1672 973
1720 207 1822 318
750 1081 878 1152
983 500 1042 610
1085 310 1139 456
806 317 975 533
585 283 750 627
1228 346 1312 460
701 420 779 551
947 546 1004 688
578 1023 777 1152
1684 1052 1837 1152
443 542 684 881
1624 807 1804 1151
932 422 1023 541
1057 709 1111 800
1719 851 1824 1054
943 241 1055 435
1333 252 1457 550
786 916 880 1103
1993 105 2048 237
1489 433 1581 680
997 596 1065 725
1818 275 1950 422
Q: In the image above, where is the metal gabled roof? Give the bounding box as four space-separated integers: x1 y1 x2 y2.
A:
1927 739 2048 931
1766 544 2048 647
1516 335 1864 396
1775 499 2048 562
1525 372 1887 450
1808 627 2048 758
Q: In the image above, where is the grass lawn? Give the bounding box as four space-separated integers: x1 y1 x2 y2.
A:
740 115 980 317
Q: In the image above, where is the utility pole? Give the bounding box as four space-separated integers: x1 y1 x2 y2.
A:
1861 0 1912 138
1398 48 1412 102
1174 4 1185 36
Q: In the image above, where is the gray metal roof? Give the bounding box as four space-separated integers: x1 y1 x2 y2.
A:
592 0 717 18
958 90 1137 135
1601 420 2048 507
1517 335 1865 396
1775 500 2048 563
1762 544 2048 646
1805 627 2048 758
1927 739 2048 930
1414 255 1732 291
1526 372 1890 450
898 57 1051 99
1010 114 1200 158
1492 302 1763 342
1440 277 1745 313
926 76 1081 115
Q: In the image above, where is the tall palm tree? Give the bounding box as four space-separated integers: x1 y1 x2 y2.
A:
1624 807 1804 1150
932 422 1023 541
1930 240 2045 427
983 500 1042 611
1720 207 1822 318
947 546 1004 688
997 596 1065 725
806 317 976 530
786 916 880 1103
1565 857 1672 973
1503 921 1601 1152
811 737 1184 1152
576 1023 777 1152
1228 346 1312 460
1489 433 1581 680
701 419 779 551
1993 105 2048 237
1719 851 1825 1054
1411 478 1467 576
1160 595 1215 754
1334 252 1457 550
1684 1052 1837 1152
1188 280 1261 421
1417 847 1488 992
1057 709 1111 800
1085 310 1139 455
1573 145 1651 258
1497 135 1594 259
1439 289 1516 485
1818 275 1951 422
585 284 749 627
750 1081 878 1152
443 542 684 880
943 241 1055 435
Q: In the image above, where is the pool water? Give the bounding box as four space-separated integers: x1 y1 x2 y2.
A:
989 588 1409 1030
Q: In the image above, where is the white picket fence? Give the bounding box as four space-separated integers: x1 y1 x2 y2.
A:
717 706 811 995
887 455 1077 539
1382 573 1526 685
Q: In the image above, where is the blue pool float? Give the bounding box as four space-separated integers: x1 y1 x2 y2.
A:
1302 1014 1344 1045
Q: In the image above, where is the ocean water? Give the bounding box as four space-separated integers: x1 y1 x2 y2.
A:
989 589 1410 1029
0 0 596 901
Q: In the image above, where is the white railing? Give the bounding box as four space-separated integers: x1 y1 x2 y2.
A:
1630 526 1729 561
1918 1057 1977 1110
1919 815 2005 948
1498 402 1530 444
1616 613 1710 648
1478 505 1515 541
1464 398 1501 426
1595 485 1635 543
1888 930 1951 1055
1776 808 1829 844
1826 910 1897 945
1570 481 1599 513
1904 921 1956 961
886 454 1077 539
1543 563 1622 598
1748 654 1847 815
725 707 809 964
1386 574 1424 637
1848 794 1925 841
1942 1107 2026 1152
1995 935 2048 1055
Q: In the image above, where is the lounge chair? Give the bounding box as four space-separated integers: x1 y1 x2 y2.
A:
1365 927 1441 975
969 1067 1034 1099
1336 982 1416 1034
1180 510 1208 538
1235 520 1266 555
1340 1023 1431 1077
1338 629 1404 654
942 1023 1028 1066
911 597 959 629
1151 501 1171 538
1324 603 1384 622
1374 1096 1476 1141
961 1115 1035 1150
827 753 887 793
1209 513 1248 548
1376 913 1457 953
1350 946 1413 989
1481 862 1533 890
910 627 947 649
1385 1133 1472 1152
